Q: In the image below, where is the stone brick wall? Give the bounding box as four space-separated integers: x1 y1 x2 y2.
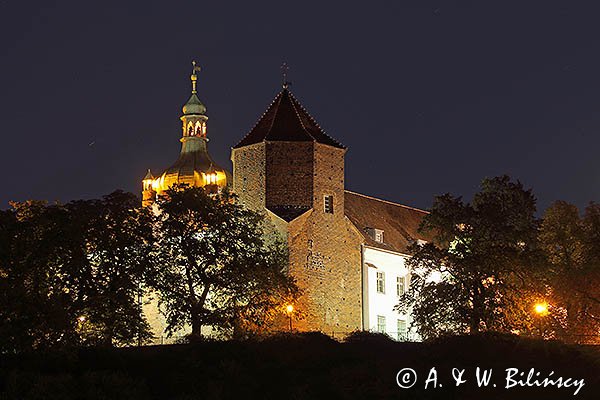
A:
286 143 363 334
232 140 364 336
265 141 314 210
231 143 266 210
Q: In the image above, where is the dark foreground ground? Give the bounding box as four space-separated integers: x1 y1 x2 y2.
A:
0 332 598 399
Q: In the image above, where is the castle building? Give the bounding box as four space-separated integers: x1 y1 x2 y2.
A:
143 67 430 339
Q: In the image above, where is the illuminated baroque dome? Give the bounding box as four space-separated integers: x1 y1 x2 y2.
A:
142 62 229 206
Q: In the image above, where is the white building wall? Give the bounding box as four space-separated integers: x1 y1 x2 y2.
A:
362 246 417 340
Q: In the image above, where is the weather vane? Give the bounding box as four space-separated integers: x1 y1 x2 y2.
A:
281 62 291 89
192 60 201 74
191 60 201 94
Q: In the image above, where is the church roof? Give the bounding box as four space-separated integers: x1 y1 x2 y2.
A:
234 88 345 149
344 190 431 254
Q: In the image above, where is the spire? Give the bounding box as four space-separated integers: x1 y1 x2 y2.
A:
142 61 229 206
143 169 154 180
191 60 200 94
281 62 290 89
182 61 206 116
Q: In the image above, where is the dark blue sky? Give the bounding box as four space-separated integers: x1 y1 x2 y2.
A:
1 0 599 212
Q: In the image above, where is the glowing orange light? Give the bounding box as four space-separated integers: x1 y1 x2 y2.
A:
205 172 218 185
286 304 294 314
534 302 548 315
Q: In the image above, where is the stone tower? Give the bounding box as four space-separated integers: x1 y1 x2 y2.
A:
142 62 229 206
231 86 363 334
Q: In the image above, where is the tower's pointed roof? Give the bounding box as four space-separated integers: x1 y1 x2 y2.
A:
182 93 206 115
234 88 345 149
182 61 207 115
143 169 154 180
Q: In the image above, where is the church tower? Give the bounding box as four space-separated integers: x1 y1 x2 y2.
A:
232 85 363 334
142 62 229 206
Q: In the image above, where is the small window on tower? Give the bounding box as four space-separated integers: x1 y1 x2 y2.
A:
324 195 334 214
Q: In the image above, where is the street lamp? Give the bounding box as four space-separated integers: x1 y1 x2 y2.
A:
286 304 294 332
535 302 548 315
534 302 549 337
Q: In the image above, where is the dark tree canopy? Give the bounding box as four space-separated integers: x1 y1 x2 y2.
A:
539 201 600 343
0 201 80 351
148 185 299 338
0 192 155 352
398 176 544 339
68 191 155 346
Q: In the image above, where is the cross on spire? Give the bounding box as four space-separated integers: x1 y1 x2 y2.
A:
281 62 291 89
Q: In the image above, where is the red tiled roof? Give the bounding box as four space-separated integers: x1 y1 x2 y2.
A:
234 88 345 149
344 190 431 254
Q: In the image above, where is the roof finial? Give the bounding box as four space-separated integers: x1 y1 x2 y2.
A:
281 62 291 89
191 60 201 94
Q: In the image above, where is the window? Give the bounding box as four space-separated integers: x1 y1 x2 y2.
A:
205 172 218 185
365 227 384 243
324 195 334 214
377 315 386 333
396 276 406 296
376 271 385 294
397 319 407 340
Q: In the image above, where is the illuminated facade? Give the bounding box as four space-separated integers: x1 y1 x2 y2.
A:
232 85 430 338
142 67 430 340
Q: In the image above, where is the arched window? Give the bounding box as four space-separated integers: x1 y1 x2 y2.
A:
195 122 203 136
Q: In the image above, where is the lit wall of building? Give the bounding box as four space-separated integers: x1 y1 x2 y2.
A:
362 246 416 340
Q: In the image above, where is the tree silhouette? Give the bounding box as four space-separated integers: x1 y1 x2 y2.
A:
148 185 299 339
398 176 543 339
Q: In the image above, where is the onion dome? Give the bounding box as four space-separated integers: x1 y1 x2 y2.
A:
156 136 228 191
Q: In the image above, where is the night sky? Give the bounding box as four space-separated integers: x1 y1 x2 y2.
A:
1 1 599 212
